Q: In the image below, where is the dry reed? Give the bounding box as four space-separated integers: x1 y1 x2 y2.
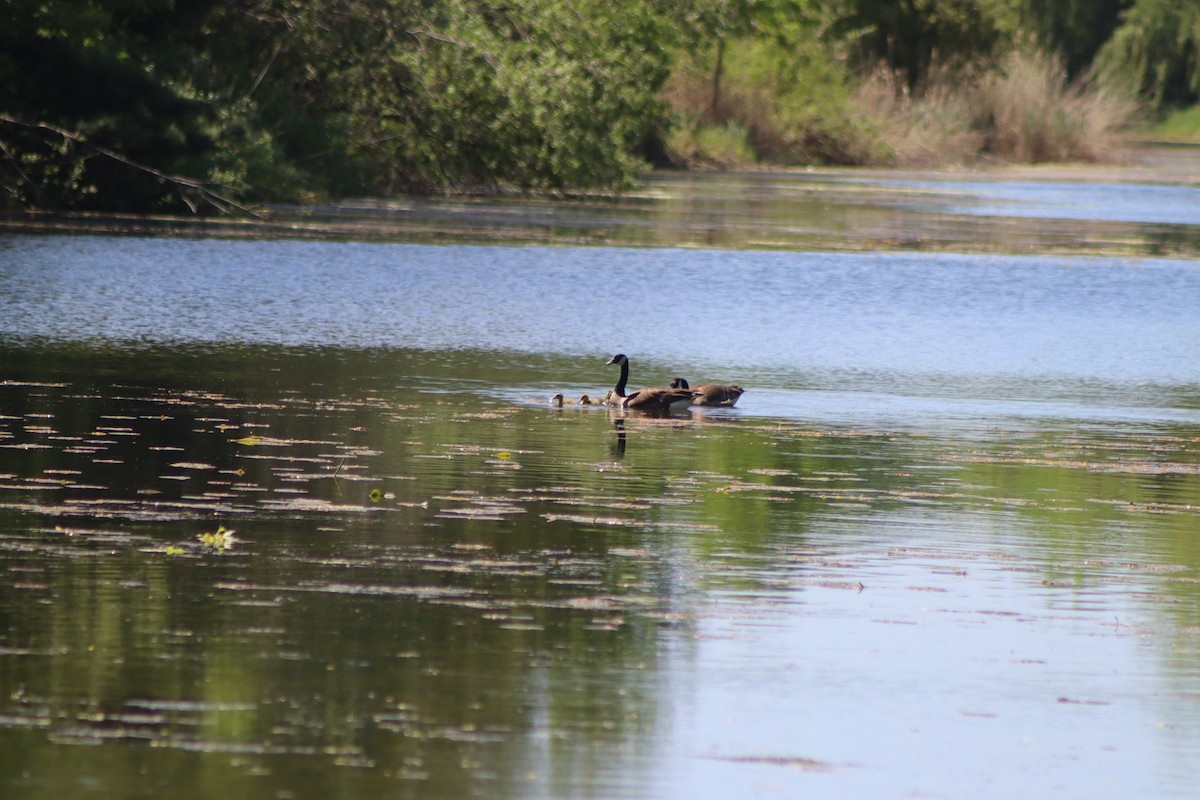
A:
663 42 1140 168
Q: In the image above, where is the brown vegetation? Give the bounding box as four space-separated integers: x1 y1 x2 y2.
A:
665 45 1142 169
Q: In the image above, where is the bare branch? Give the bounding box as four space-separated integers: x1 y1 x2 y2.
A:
406 28 500 72
0 115 266 219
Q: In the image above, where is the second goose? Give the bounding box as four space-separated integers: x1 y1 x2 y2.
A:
670 377 745 407
605 354 693 414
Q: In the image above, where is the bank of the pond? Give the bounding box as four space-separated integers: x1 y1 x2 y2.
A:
4 145 1200 257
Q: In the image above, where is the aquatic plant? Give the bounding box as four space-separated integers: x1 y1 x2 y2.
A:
198 525 236 551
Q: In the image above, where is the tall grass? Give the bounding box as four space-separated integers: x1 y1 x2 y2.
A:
663 42 1140 168
973 48 1138 162
853 64 984 166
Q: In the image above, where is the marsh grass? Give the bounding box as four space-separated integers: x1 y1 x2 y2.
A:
665 43 1140 168
853 65 985 167
972 48 1139 163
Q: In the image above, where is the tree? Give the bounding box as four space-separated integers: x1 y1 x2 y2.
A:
1018 0 1129 79
830 0 1017 87
1 0 682 213
0 0 230 212
1098 0 1200 108
357 0 677 192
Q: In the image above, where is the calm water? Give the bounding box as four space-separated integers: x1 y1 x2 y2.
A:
2 165 1200 799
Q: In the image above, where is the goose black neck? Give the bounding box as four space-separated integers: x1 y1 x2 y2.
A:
614 358 629 396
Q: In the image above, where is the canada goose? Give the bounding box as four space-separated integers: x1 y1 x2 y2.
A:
670 377 746 407
579 394 594 406
551 393 565 407
605 354 694 414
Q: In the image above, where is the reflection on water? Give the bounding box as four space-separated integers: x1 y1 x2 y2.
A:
6 145 1200 257
2 164 1200 799
877 178 1200 225
0 339 1198 799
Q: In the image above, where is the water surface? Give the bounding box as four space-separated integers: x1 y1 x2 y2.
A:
8 144 1200 256
2 164 1200 799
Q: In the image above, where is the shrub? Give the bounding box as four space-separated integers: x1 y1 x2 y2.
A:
851 45 1139 166
853 63 984 166
662 34 883 167
973 47 1139 162
666 120 757 168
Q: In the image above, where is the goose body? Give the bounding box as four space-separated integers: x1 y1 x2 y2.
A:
605 354 693 414
670 377 745 407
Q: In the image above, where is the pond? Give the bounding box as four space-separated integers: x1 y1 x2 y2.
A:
2 157 1200 799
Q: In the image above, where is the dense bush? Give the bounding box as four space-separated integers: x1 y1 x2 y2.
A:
664 26 879 167
1 0 674 212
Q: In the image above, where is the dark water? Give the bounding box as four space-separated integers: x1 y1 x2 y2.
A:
2 166 1200 799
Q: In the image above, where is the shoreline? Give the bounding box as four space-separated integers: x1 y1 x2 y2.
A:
2 144 1198 255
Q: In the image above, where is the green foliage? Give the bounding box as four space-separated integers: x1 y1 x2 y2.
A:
668 121 757 167
0 0 220 211
1098 0 1200 107
1142 105 1200 142
663 10 882 166
1017 0 1127 79
0 0 1184 212
365 0 674 192
830 0 1018 86
2 0 676 212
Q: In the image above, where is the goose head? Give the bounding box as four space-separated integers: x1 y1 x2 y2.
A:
605 354 629 367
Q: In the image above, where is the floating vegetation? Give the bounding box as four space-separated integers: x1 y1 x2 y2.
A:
169 461 217 471
258 498 392 514
704 754 832 772
3 344 1200 800
197 525 236 551
542 513 643 527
